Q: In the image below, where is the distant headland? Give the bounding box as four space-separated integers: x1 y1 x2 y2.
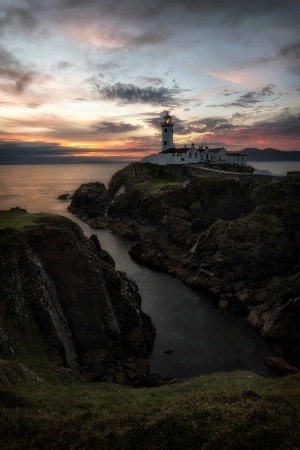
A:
240 148 300 161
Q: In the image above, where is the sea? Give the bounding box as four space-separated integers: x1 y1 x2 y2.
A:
1 161 290 379
250 161 300 175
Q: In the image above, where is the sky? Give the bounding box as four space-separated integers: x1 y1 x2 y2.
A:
0 0 299 163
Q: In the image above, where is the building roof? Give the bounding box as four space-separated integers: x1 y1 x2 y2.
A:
208 148 225 153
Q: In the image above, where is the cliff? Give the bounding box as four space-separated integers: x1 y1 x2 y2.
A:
68 163 300 368
0 209 155 385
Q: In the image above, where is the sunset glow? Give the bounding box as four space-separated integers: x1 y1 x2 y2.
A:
0 0 299 163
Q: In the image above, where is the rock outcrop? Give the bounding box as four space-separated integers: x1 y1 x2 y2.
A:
68 163 300 368
0 210 155 385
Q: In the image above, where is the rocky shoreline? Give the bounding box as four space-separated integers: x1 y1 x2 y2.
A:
0 210 171 386
68 163 300 371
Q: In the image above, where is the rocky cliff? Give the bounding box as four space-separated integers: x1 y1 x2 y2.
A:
0 210 155 385
68 163 300 369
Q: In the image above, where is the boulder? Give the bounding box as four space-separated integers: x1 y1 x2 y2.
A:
68 182 108 219
264 357 300 375
57 193 71 200
218 300 229 310
0 360 43 387
115 371 126 385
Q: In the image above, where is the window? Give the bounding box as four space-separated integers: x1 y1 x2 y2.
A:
164 128 167 132
164 141 167 145
237 157 239 161
189 152 191 158
195 153 197 158
181 158 184 161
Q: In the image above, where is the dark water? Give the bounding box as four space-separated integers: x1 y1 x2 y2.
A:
72 217 274 379
0 164 274 379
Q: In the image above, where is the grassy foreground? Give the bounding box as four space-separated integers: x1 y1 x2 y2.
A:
1 372 299 449
0 210 53 230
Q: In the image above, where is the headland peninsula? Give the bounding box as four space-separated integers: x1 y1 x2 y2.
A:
0 163 299 449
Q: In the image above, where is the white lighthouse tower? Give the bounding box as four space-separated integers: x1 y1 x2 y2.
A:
161 112 174 151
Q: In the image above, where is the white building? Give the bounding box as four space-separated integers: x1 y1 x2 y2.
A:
225 152 247 166
141 112 247 166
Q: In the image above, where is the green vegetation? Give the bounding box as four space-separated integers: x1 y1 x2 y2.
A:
0 210 53 230
190 176 242 198
132 179 184 195
132 162 188 180
108 162 187 197
1 372 299 449
209 163 255 174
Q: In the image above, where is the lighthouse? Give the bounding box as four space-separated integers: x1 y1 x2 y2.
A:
161 112 174 151
141 110 247 166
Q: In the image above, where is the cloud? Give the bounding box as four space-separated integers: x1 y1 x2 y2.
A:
91 121 142 133
172 79 179 89
53 4 171 50
30 0 300 28
128 29 169 47
56 61 73 70
0 140 86 164
200 112 300 151
0 46 39 94
94 61 120 71
92 80 183 106
0 140 74 157
232 112 245 118
260 85 274 96
0 6 38 36
0 139 141 163
7 0 299 55
278 40 300 59
253 113 300 137
0 99 41 108
219 88 240 97
138 76 164 86
191 117 234 132
171 0 300 29
278 39 300 74
219 85 275 108
168 117 234 135
258 39 300 74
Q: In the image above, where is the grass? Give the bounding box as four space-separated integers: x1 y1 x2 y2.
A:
133 179 185 195
0 210 53 230
209 163 255 174
0 371 299 449
108 163 182 197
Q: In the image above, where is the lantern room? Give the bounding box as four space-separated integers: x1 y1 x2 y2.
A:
161 112 174 151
